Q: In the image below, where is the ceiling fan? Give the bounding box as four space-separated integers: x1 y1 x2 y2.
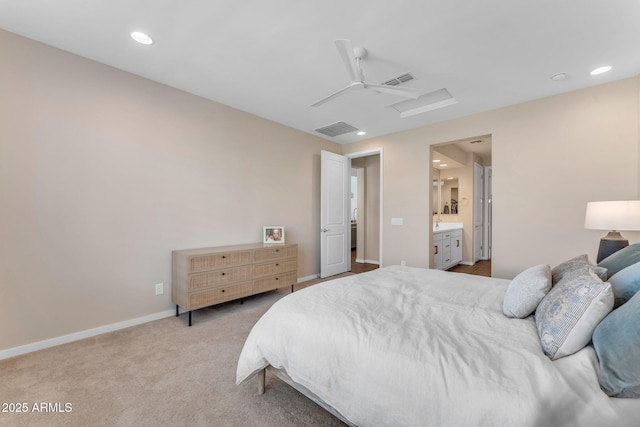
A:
311 39 424 107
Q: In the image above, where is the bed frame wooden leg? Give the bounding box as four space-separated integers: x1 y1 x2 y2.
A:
258 369 266 395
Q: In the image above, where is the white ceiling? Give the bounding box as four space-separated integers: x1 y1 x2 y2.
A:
1 0 639 144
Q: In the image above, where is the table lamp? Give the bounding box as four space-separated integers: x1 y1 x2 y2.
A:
584 200 640 262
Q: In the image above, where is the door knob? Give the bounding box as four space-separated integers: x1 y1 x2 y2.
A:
321 228 329 232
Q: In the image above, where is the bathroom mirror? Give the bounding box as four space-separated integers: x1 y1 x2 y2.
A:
441 177 459 214
432 168 459 215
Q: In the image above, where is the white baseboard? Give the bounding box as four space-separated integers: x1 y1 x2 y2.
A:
298 274 319 283
459 261 474 266
3 271 371 360
0 309 175 361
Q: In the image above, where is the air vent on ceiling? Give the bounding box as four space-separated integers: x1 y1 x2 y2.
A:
314 121 359 137
470 140 483 144
383 72 415 86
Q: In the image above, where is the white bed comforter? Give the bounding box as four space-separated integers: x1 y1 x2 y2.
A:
236 266 640 427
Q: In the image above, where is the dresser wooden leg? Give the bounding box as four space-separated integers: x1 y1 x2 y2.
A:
188 310 192 327
258 369 265 395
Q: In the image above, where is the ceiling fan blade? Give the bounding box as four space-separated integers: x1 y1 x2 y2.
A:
334 39 362 82
364 83 423 99
311 85 354 107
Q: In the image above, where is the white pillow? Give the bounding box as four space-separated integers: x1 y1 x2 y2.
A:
535 271 613 360
503 264 552 318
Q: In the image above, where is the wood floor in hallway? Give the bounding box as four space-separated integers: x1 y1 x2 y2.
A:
350 249 379 274
350 250 491 278
447 260 491 277
297 252 489 292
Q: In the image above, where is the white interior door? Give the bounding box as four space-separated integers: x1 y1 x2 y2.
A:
321 150 350 278
473 163 483 262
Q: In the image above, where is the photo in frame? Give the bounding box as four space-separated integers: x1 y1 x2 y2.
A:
263 226 285 244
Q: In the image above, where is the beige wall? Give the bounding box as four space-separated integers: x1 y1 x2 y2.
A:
343 76 640 278
0 30 340 351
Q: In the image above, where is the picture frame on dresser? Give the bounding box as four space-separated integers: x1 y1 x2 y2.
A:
263 226 285 244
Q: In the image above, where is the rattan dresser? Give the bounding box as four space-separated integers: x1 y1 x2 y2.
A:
172 243 298 326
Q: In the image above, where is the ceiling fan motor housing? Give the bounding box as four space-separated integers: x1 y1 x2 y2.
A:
353 47 367 60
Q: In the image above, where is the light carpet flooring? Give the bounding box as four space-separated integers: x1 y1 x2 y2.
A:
1 278 352 427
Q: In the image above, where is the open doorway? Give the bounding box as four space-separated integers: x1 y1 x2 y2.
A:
348 150 382 273
431 135 492 275
320 148 382 278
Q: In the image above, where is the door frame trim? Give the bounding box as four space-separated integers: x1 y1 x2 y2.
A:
473 162 483 263
483 165 492 260
345 148 384 268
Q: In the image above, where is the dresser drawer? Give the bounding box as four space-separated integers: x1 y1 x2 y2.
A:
254 245 297 262
189 281 253 309
189 251 251 272
188 265 252 291
253 272 297 294
252 259 297 279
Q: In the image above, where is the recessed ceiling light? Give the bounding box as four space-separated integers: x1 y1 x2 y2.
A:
356 131 366 136
440 164 448 167
131 31 153 45
550 72 567 81
590 66 612 76
432 159 441 163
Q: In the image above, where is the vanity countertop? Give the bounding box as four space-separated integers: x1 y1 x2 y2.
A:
433 222 463 232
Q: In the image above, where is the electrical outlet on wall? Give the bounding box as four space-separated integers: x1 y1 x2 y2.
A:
155 283 163 296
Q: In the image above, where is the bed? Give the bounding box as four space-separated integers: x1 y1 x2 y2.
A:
236 265 640 426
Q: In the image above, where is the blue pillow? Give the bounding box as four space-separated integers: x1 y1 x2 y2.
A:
592 290 640 397
598 243 640 279
608 261 640 308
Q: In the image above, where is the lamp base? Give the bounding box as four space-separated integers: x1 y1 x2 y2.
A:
596 231 629 263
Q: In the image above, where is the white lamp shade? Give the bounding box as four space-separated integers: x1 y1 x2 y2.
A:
584 201 640 231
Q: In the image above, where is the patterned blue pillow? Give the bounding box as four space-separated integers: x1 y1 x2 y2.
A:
535 271 613 360
592 291 640 397
608 261 640 308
